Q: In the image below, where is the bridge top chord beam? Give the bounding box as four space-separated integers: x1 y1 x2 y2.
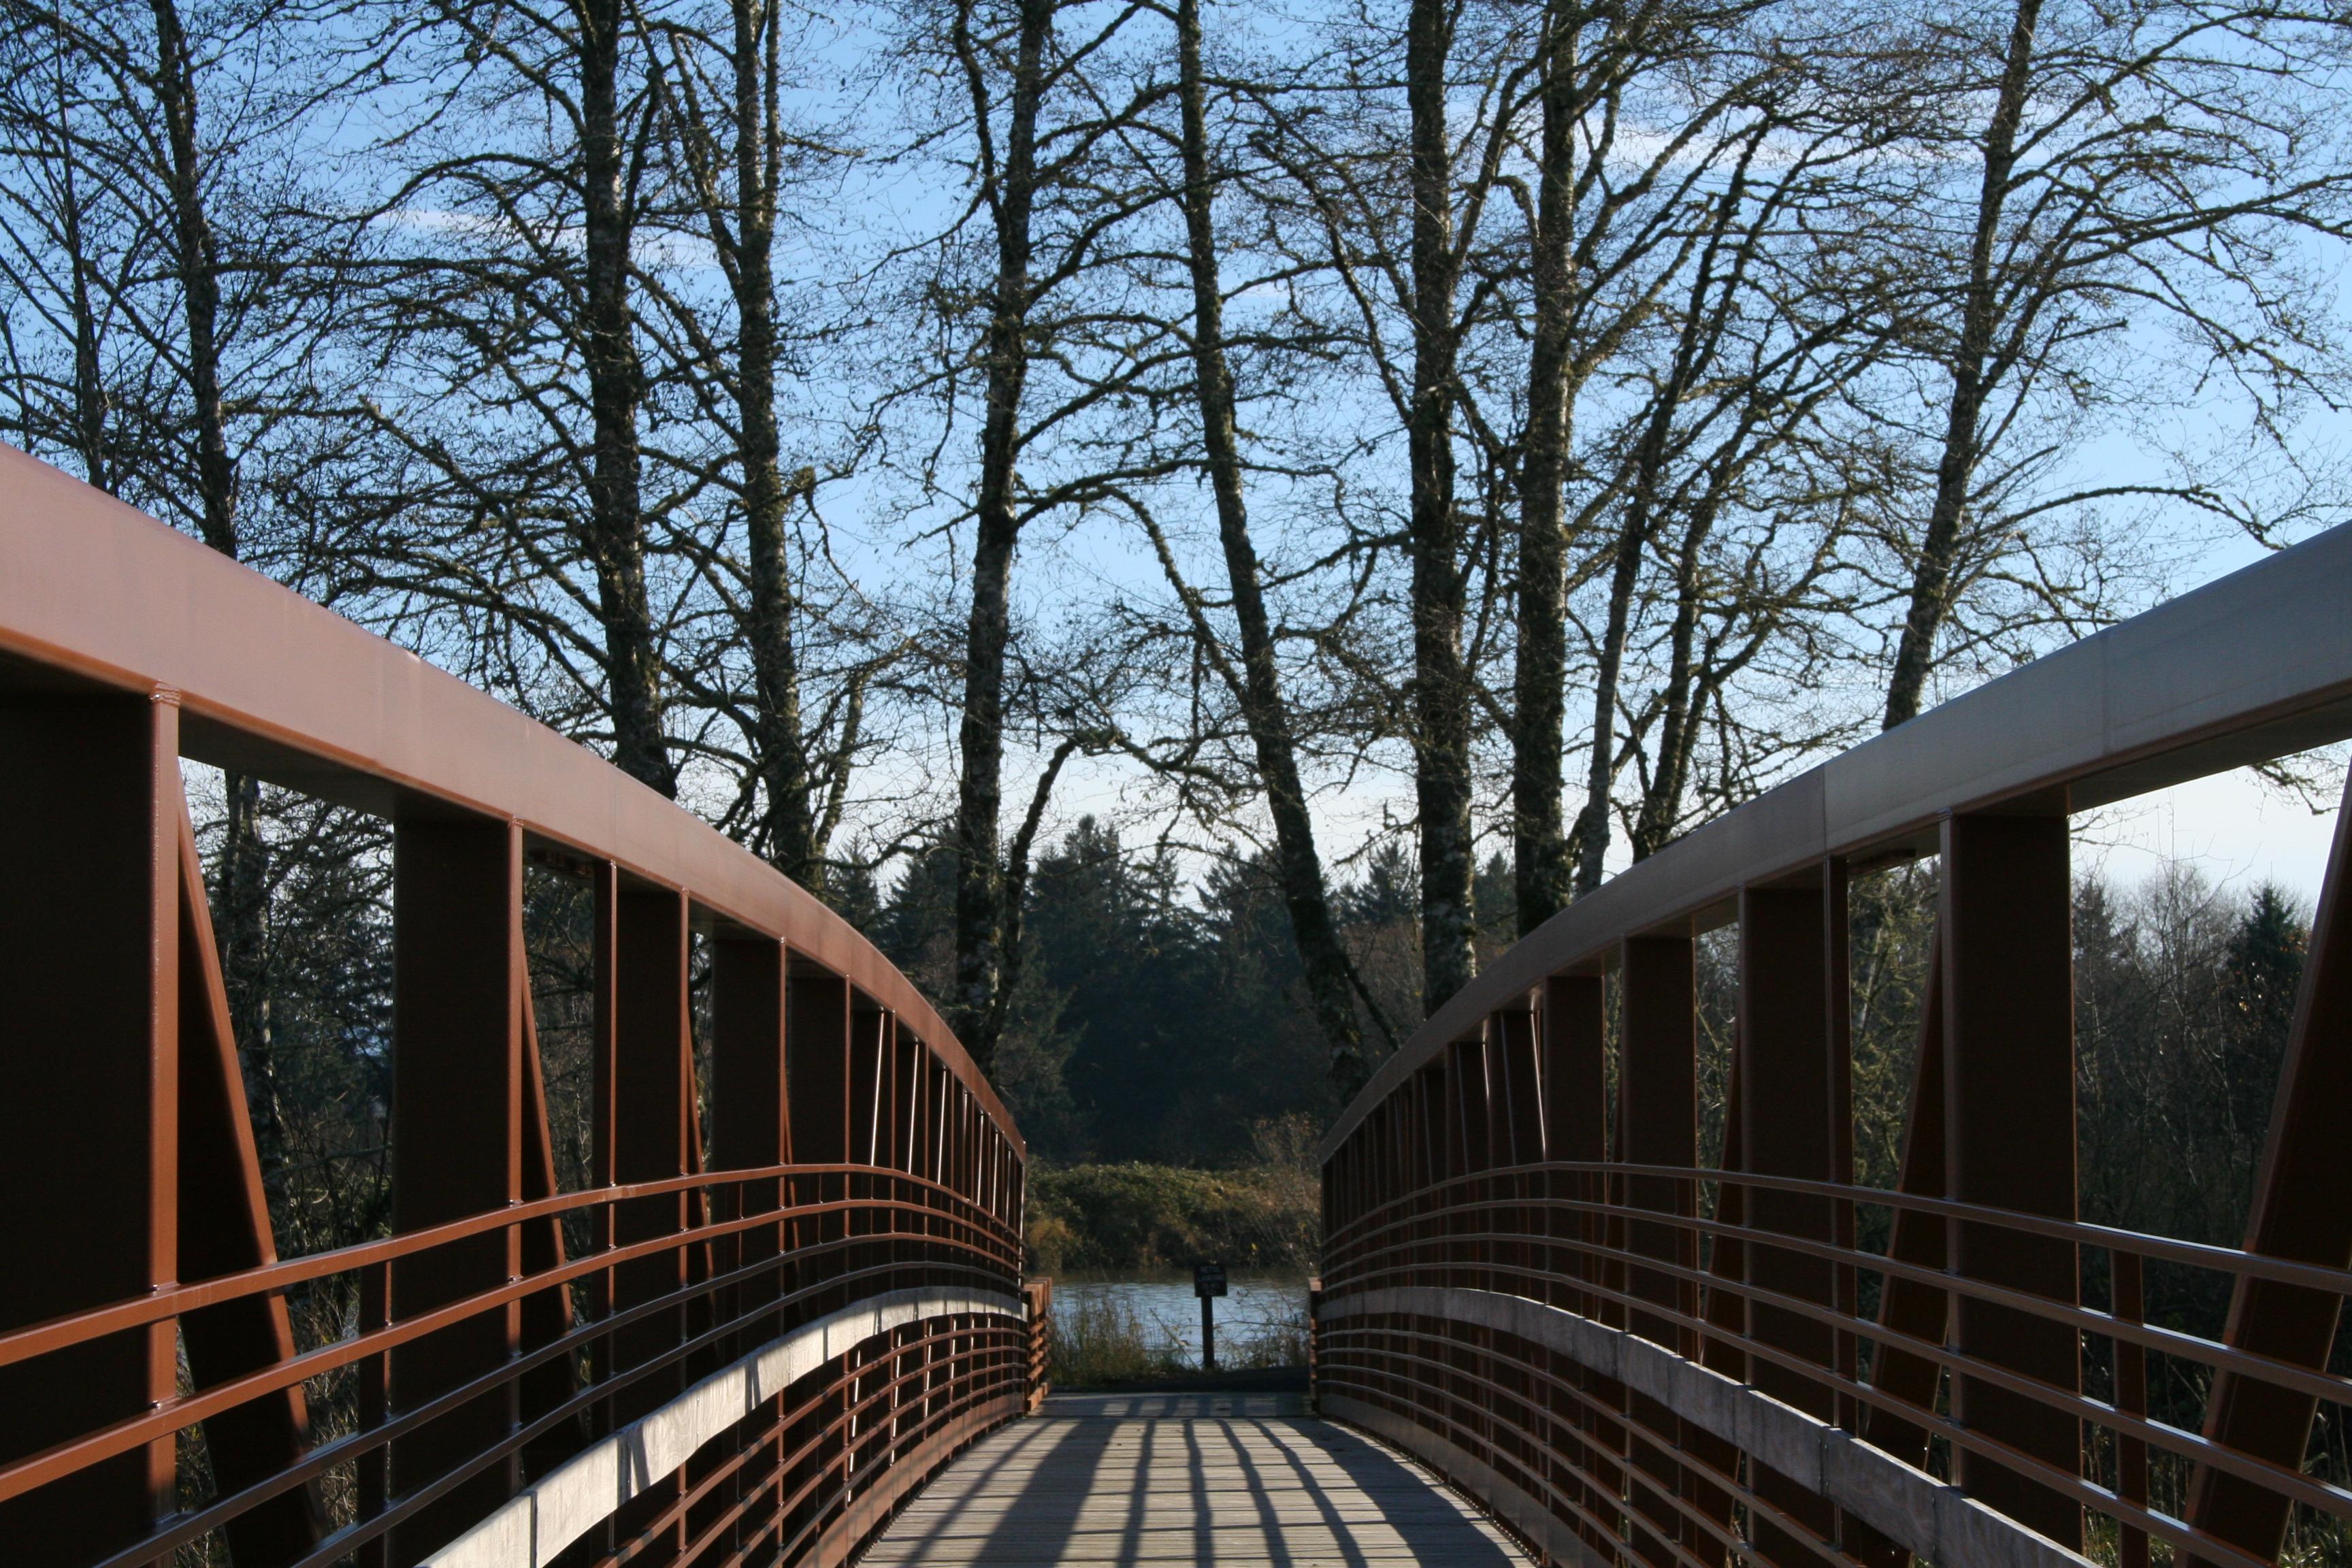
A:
0 443 1032 1568
1318 520 2352 1568
0 441 1011 1143
1324 521 2352 1156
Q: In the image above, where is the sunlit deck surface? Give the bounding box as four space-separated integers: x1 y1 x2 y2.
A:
862 1391 1530 1566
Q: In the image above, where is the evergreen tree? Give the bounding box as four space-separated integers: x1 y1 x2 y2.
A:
2223 883 2306 1156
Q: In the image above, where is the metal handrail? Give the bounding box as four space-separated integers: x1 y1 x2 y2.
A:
1322 1179 2352 1522
21 1166 1022 1559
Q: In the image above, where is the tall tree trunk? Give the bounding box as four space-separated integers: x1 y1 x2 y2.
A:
1882 0 2040 731
1175 0 1368 1098
152 0 288 1177
1405 0 1476 1014
54 70 110 495
1567 504 1645 895
1512 0 1581 937
151 0 233 557
581 0 673 794
952 0 1051 1072
1567 186 1742 892
727 0 820 887
1630 498 1714 860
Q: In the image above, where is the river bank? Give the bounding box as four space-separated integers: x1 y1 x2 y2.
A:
1022 1160 1319 1275
1046 1275 1312 1386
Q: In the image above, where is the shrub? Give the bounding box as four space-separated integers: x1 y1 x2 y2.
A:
1025 1162 1318 1275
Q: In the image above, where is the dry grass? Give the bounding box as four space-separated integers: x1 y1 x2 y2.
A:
1048 1290 1191 1386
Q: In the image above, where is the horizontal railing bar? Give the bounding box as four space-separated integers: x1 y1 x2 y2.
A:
1320 1318 2278 1568
1 1220 1017 1503
90 1282 1024 1566
1352 1348 1863 1568
0 1165 1011 1369
1320 1357 1763 1568
1320 1258 2352 1522
558 1318 1017 1568
1326 1160 2352 1298
1328 1196 2352 1409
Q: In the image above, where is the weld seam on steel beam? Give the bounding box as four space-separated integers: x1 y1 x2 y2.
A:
1320 1393 1616 1568
1319 1285 2095 1568
421 1286 1026 1568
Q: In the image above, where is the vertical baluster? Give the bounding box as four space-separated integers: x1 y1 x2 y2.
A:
2113 1247 2149 1568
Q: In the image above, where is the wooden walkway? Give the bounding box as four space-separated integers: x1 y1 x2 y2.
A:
862 1392 1529 1566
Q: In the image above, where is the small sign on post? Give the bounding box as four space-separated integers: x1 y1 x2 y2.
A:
1194 1262 1227 1371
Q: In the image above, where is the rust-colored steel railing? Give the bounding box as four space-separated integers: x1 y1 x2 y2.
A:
1318 521 2352 1568
1022 1279 1054 1414
2 1166 1024 1567
1321 1164 2352 1568
0 444 1037 1568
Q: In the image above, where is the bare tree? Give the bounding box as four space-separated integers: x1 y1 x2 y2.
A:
0 0 373 1188
949 0 1056 1062
1878 0 2352 729
1399 0 1482 1010
1159 0 1371 1094
1561 71 1915 884
1248 0 1547 1013
884 0 1170 1066
330 0 681 794
642 0 878 892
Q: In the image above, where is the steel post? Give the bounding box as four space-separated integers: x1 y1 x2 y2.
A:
1544 972 1625 1562
716 931 791 1417
1739 884 1839 1563
0 695 179 1567
1942 811 2080 1550
1619 933 1701 1567
2188 776 2352 1565
389 815 525 1566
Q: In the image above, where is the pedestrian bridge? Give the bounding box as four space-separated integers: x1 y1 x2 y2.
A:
5 448 2352 1568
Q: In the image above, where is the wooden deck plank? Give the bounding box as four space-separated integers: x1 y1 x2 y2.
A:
861 1392 1530 1566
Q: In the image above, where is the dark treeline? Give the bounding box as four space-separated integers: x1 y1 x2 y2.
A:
855 817 1515 1162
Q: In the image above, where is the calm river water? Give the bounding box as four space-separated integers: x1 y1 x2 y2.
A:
1053 1276 1308 1368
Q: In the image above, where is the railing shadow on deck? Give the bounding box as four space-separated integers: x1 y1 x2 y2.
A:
864 1392 1527 1565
